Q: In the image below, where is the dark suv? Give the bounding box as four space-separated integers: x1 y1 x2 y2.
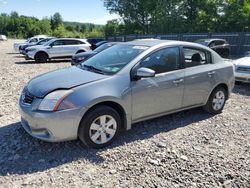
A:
195 39 230 58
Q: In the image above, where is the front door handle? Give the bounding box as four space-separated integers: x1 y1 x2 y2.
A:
173 79 184 85
208 71 216 77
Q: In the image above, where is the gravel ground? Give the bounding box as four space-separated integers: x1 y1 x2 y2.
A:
0 40 249 188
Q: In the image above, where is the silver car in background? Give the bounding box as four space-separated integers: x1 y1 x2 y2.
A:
25 38 91 63
14 35 49 52
19 39 235 148
233 57 250 83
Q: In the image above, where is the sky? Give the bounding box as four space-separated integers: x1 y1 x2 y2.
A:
0 0 119 25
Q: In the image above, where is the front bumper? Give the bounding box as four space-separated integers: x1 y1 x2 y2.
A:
19 49 26 55
19 97 87 142
235 72 250 83
25 51 36 60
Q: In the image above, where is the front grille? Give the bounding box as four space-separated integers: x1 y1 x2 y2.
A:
237 66 250 73
22 89 35 104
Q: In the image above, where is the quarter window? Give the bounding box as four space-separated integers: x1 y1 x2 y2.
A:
140 47 180 74
183 48 210 68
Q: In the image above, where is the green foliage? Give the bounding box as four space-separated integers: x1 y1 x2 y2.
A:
103 0 250 35
0 12 104 39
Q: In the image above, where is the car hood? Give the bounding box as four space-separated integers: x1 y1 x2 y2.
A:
27 66 108 98
73 51 97 59
233 57 250 67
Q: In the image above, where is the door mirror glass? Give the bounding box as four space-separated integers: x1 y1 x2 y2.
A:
135 67 155 79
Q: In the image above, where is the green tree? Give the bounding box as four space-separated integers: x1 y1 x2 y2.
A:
51 12 63 30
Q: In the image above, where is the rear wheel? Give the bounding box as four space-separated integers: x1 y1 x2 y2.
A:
35 52 48 63
78 105 121 149
203 86 227 114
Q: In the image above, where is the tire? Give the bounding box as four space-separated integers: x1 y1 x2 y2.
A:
78 105 121 149
35 52 48 63
203 86 227 114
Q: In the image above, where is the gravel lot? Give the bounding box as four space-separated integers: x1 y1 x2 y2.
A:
0 40 249 188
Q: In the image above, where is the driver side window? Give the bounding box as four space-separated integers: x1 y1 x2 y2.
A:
140 47 180 74
51 40 64 46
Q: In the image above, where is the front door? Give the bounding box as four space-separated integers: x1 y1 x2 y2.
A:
131 47 185 121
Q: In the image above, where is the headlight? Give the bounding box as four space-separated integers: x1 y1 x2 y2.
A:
38 90 74 111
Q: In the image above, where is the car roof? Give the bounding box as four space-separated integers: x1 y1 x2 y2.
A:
123 39 209 48
196 38 226 42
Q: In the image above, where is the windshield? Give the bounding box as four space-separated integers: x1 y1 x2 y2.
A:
80 45 148 75
195 39 209 46
94 43 113 53
43 39 55 46
37 38 53 45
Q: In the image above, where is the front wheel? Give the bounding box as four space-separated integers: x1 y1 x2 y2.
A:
35 52 48 63
203 87 227 114
78 105 121 149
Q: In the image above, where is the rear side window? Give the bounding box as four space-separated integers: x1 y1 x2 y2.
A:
215 40 225 46
140 47 180 74
183 48 211 68
63 40 85 45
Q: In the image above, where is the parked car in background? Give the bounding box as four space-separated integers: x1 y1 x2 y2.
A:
245 51 250 57
0 35 7 41
71 42 119 65
19 39 234 148
25 38 91 63
19 37 55 55
14 35 49 52
195 39 230 58
233 57 250 83
91 41 108 50
87 38 105 50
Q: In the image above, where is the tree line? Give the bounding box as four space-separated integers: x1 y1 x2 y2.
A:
103 0 250 36
0 12 104 39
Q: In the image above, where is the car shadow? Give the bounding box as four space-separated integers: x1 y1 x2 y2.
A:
14 55 25 58
0 108 213 176
233 82 250 96
15 59 71 64
6 52 20 55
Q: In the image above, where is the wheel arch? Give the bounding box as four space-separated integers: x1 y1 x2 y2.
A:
76 49 86 54
35 50 49 59
79 101 128 133
206 83 229 104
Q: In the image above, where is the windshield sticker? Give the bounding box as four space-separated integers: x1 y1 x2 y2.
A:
133 46 148 50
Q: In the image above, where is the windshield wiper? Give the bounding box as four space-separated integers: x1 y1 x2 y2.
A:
82 64 106 75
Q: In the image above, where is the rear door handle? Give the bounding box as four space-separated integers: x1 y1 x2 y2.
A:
173 79 184 84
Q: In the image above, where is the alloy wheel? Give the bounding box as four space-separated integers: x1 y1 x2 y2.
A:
89 115 117 145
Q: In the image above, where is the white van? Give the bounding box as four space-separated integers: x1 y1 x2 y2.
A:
0 35 7 41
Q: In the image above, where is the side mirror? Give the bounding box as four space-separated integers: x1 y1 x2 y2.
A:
135 67 155 79
50 43 54 48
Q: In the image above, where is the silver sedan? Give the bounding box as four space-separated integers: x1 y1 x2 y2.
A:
19 39 235 148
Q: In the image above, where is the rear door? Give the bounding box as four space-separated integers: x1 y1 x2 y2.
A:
182 47 217 107
63 40 84 56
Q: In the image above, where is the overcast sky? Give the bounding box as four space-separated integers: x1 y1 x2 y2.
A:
0 0 119 24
